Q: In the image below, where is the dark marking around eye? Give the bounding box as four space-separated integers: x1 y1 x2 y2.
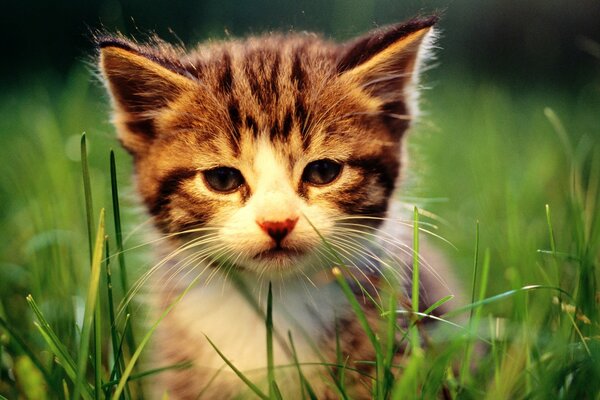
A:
347 157 397 196
150 168 198 216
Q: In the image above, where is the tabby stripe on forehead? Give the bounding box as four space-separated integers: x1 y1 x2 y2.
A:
291 48 306 91
246 52 269 107
295 100 311 149
269 109 294 141
227 100 242 153
245 115 258 134
217 52 233 94
150 168 198 216
270 53 280 101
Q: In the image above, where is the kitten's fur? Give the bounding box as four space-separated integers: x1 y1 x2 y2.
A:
98 15 456 399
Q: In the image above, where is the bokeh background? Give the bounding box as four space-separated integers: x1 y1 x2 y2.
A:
0 1 599 398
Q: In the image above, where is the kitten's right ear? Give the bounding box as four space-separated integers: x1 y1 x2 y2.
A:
97 37 196 155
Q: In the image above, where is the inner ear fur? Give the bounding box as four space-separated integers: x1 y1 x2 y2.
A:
98 39 197 154
337 16 438 130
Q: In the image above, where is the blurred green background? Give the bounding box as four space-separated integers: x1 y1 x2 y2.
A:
0 1 599 398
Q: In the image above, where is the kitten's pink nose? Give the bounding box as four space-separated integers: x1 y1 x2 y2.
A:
257 217 299 244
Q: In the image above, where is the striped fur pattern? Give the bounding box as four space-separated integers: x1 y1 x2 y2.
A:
98 15 446 399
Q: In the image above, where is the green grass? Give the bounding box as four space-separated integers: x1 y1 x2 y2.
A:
0 65 599 399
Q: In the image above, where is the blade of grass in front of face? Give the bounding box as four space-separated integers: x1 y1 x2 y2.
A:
74 209 105 400
410 206 421 368
27 295 93 400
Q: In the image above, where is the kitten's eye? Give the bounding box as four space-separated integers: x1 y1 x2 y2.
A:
203 167 245 193
302 159 342 186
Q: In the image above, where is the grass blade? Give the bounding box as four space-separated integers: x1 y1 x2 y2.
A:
266 282 278 399
110 151 138 363
445 285 572 318
204 335 269 400
81 133 95 260
288 331 318 400
74 209 105 400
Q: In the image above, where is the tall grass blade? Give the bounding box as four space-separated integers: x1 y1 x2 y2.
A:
287 331 318 400
102 361 192 389
74 209 106 400
446 285 572 318
105 239 127 399
460 221 480 385
204 335 269 400
110 151 138 359
110 150 139 399
265 282 279 399
81 133 95 259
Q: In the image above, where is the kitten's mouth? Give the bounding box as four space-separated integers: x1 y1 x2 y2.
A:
253 246 304 261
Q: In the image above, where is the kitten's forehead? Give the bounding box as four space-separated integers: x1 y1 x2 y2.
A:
178 35 383 157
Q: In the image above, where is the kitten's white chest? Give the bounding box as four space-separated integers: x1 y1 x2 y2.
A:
153 273 349 391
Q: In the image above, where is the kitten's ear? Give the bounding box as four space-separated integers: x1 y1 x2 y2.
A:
337 16 438 131
97 37 196 154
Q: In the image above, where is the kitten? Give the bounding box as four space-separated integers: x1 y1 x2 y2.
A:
97 15 456 399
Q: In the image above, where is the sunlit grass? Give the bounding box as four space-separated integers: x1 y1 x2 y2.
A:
0 67 598 398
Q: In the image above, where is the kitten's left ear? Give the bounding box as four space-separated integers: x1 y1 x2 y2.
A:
337 16 438 129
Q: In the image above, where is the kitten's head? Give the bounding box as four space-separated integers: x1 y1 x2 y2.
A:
97 17 437 276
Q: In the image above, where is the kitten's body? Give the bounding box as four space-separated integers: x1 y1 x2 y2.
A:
98 16 457 399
